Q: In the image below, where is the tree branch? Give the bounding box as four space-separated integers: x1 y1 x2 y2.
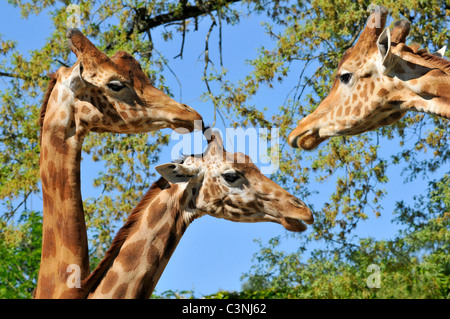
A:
174 20 187 59
0 71 28 81
131 0 240 35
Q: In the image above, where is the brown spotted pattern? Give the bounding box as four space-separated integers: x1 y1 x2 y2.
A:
288 7 450 150
35 29 203 299
84 132 313 299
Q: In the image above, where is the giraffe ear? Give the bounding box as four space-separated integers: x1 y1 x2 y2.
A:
68 61 86 93
377 27 391 62
204 130 225 160
432 46 447 58
155 163 200 184
377 27 397 74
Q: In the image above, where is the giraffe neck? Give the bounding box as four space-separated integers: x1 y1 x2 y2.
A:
85 179 198 299
392 48 450 119
35 76 90 298
403 74 450 119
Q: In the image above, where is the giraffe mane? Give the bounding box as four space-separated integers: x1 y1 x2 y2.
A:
79 177 170 298
394 43 450 75
415 50 450 75
39 72 57 144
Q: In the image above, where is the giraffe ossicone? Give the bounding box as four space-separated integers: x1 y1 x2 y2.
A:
81 131 313 299
288 6 450 150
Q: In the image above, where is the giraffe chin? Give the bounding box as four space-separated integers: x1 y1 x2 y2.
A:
299 133 327 151
280 217 307 232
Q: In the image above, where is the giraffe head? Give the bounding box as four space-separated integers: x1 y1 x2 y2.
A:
156 131 313 231
48 29 203 136
288 6 445 150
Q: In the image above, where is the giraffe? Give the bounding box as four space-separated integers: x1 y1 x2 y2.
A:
73 131 313 299
288 6 450 150
36 28 203 298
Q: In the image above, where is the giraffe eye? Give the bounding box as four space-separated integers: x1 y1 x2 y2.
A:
222 172 240 184
107 81 126 92
339 73 352 84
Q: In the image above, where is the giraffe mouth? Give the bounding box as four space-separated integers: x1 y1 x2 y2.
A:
289 129 326 150
280 217 308 232
276 198 314 232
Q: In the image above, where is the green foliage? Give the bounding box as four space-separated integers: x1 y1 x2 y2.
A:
0 211 42 298
0 0 448 298
202 0 449 299
206 0 449 245
151 289 196 299
207 175 450 299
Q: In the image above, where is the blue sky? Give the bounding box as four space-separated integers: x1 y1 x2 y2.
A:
0 2 446 296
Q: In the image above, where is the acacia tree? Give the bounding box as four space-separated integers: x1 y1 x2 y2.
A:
0 0 448 298
209 175 449 299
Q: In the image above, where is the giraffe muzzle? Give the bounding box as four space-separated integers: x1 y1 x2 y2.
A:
288 128 326 150
281 217 308 232
272 197 314 232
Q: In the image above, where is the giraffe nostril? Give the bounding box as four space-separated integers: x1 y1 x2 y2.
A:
288 128 309 148
290 197 307 208
182 104 194 112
